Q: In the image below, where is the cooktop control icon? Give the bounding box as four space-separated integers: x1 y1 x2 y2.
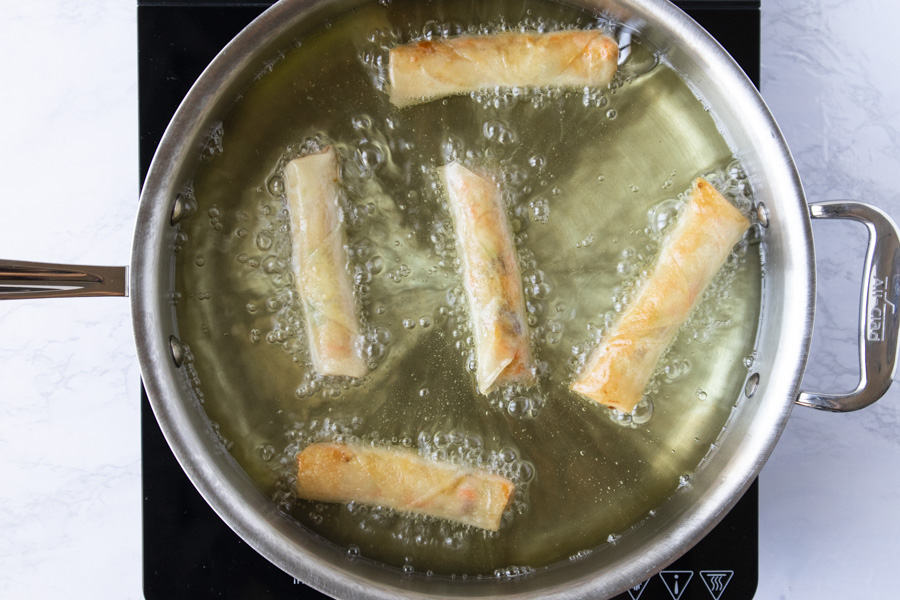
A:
700 570 735 599
659 570 693 599
626 579 649 599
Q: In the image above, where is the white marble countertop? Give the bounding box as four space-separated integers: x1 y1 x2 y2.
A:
0 0 898 598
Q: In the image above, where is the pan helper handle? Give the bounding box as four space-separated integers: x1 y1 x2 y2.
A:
0 259 128 300
797 201 900 411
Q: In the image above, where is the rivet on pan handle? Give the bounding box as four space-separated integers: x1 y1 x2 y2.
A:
0 259 128 300
797 201 900 412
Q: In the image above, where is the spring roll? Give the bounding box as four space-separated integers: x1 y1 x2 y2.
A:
296 442 514 531
571 178 751 413
440 162 535 394
389 30 619 107
284 147 368 378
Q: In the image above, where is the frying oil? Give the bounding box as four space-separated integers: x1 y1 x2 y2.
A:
173 0 763 576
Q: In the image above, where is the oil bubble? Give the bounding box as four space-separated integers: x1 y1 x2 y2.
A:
365 342 386 362
262 255 284 274
528 153 546 171
295 380 321 399
649 198 682 235
663 358 691 382
199 121 225 162
351 114 373 131
421 20 442 40
355 141 385 174
506 397 529 417
267 175 285 196
529 197 550 224
500 447 518 463
516 461 535 483
258 445 276 461
743 353 756 369
389 264 411 282
442 135 466 163
631 396 653 425
173 231 188 253
482 119 517 145
366 256 384 275
444 535 462 550
530 282 551 299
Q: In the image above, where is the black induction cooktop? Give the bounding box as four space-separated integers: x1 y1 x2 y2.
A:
139 2 761 598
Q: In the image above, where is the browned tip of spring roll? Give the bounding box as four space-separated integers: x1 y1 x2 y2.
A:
570 177 751 413
284 147 368 379
296 442 515 531
388 30 619 107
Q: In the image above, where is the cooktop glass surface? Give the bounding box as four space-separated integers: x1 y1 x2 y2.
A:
139 2 761 598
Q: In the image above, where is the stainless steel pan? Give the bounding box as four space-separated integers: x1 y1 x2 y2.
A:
2 0 898 598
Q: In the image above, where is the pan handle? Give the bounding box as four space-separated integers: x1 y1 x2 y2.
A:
0 259 128 300
797 201 900 411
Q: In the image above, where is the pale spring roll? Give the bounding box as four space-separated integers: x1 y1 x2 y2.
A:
296 442 514 531
388 30 619 107
571 178 751 413
284 147 368 378
440 162 535 394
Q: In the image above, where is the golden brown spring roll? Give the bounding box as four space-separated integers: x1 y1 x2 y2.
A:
388 30 619 107
296 442 514 531
571 178 751 413
284 147 368 378
439 162 535 394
